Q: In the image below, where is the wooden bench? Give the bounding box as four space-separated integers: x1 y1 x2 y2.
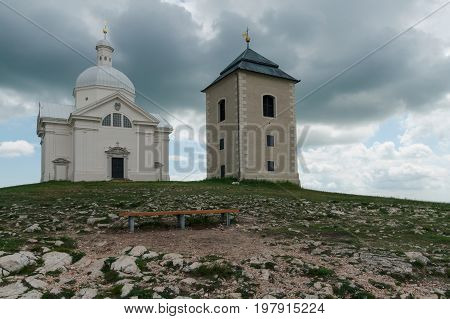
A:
119 209 239 233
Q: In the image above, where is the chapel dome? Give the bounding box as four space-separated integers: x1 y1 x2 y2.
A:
75 66 135 94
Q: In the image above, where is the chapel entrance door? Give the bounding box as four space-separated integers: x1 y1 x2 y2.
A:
111 157 124 179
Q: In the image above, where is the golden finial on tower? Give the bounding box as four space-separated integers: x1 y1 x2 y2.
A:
242 27 251 48
102 21 108 39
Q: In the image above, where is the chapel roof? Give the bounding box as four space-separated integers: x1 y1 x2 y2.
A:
38 102 75 120
202 48 299 92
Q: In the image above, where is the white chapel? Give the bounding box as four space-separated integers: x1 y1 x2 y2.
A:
37 29 172 182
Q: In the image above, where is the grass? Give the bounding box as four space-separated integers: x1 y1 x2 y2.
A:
368 279 393 290
41 288 75 299
333 280 375 299
0 238 26 252
0 179 448 268
101 257 120 283
191 261 239 280
135 257 147 272
129 287 154 299
99 284 123 299
306 267 334 278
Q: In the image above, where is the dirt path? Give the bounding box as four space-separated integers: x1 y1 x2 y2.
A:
76 225 277 263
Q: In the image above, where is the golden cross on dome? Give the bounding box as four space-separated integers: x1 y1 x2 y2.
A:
102 21 108 39
242 27 250 48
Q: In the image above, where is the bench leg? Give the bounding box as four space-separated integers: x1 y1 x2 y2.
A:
221 213 225 223
179 214 186 229
128 216 135 233
226 213 231 226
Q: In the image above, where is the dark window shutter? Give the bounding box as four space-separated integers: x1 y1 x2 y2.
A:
218 100 226 122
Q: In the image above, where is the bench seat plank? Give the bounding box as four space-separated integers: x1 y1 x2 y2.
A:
119 209 239 217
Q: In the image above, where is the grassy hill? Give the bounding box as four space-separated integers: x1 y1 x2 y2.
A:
0 180 448 299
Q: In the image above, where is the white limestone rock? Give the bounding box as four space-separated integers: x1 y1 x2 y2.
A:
24 224 41 233
128 246 147 257
152 292 162 299
142 251 159 260
0 281 28 298
111 256 140 275
76 288 98 299
0 268 11 277
162 253 184 268
121 283 134 298
73 256 105 278
25 276 48 290
260 269 270 281
162 253 183 260
180 277 197 287
20 290 43 299
183 262 202 272
87 217 106 225
0 251 37 273
54 240 64 247
405 252 430 266
88 258 106 279
172 258 184 268
291 258 304 267
40 251 72 273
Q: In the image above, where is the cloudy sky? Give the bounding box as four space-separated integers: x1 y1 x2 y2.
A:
0 0 449 202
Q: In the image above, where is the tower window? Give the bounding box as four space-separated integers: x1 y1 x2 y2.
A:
102 114 111 126
267 161 275 171
123 115 132 128
113 113 122 127
104 56 107 61
267 135 274 147
219 138 224 150
263 95 275 118
218 99 225 122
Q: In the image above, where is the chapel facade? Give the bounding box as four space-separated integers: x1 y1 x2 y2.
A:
37 30 172 182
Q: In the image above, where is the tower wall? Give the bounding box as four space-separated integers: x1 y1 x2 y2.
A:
205 73 239 178
205 70 299 184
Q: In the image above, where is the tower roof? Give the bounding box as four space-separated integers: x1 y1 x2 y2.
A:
202 48 299 92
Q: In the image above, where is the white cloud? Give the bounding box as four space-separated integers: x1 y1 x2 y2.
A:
299 122 378 146
0 140 35 158
399 98 450 151
301 141 450 202
170 108 206 144
0 88 37 121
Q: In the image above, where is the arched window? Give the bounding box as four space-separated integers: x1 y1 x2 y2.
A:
102 114 111 126
103 113 132 128
123 115 132 128
113 113 122 127
263 95 275 118
218 99 225 122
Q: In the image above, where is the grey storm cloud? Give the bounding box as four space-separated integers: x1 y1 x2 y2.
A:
0 0 449 127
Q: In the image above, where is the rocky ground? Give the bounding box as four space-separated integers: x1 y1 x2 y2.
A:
0 180 448 299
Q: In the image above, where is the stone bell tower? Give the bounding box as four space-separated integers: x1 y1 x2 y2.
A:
202 30 300 184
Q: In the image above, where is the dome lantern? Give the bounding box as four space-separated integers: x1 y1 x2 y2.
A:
74 26 135 106
96 24 114 67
